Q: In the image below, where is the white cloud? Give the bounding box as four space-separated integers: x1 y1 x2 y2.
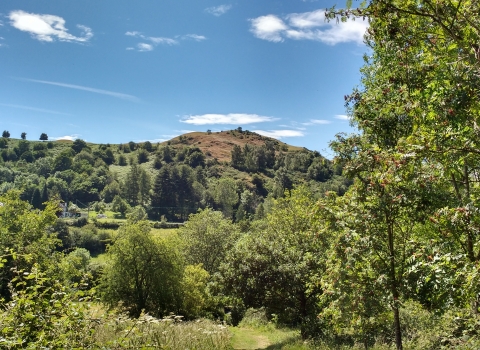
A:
51 134 80 141
253 129 304 139
126 31 206 51
205 5 232 16
9 10 93 43
150 37 178 45
180 34 206 42
250 9 368 45
18 78 139 102
0 103 71 115
304 119 331 125
181 113 277 125
135 137 169 143
137 43 153 51
335 114 351 120
250 15 288 42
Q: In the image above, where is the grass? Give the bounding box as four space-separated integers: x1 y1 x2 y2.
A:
229 325 309 350
94 315 231 349
151 227 179 238
229 309 311 350
90 253 107 264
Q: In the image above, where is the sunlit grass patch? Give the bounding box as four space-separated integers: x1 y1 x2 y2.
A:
95 314 231 349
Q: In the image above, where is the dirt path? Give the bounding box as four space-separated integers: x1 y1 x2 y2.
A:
230 327 271 349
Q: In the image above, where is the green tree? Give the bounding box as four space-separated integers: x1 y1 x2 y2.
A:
123 163 141 206
71 138 88 154
21 132 26 140
53 149 74 172
151 166 176 220
231 144 244 169
117 154 127 166
212 178 238 219
181 264 212 319
2 130 10 138
221 186 326 336
0 190 58 299
39 133 48 141
99 219 183 317
30 187 43 210
17 140 30 156
137 149 149 164
101 180 121 203
179 208 239 274
138 167 151 206
186 150 205 168
324 2 480 347
112 195 130 218
142 140 153 152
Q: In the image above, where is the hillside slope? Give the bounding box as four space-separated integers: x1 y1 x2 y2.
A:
0 129 351 221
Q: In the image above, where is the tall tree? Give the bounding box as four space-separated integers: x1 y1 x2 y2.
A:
213 177 238 219
179 208 239 274
231 144 244 169
99 219 183 317
325 1 480 348
123 163 141 206
151 166 175 220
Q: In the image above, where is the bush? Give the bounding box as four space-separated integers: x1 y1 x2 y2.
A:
0 268 97 349
94 220 121 230
33 143 46 151
152 221 183 229
67 225 112 255
71 217 88 227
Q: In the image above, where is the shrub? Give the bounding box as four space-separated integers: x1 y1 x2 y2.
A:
0 268 97 349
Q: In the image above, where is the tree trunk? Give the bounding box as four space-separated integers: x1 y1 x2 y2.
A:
393 304 403 350
387 215 403 350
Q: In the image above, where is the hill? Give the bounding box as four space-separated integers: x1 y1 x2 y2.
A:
162 129 303 163
0 129 351 222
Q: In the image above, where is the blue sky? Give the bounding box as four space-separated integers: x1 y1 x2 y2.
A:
0 1 367 156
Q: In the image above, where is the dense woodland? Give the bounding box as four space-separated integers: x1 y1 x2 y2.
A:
2 1 480 349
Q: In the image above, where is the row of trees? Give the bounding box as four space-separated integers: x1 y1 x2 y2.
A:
2 130 48 140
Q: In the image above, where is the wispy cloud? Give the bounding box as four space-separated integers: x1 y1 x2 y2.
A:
181 113 277 125
205 5 232 17
135 138 167 143
51 134 80 141
0 103 71 115
126 31 205 51
137 43 153 52
335 114 351 120
250 9 368 45
9 10 93 43
17 78 139 102
178 34 206 42
150 37 178 45
253 129 304 139
125 31 178 51
302 119 331 125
